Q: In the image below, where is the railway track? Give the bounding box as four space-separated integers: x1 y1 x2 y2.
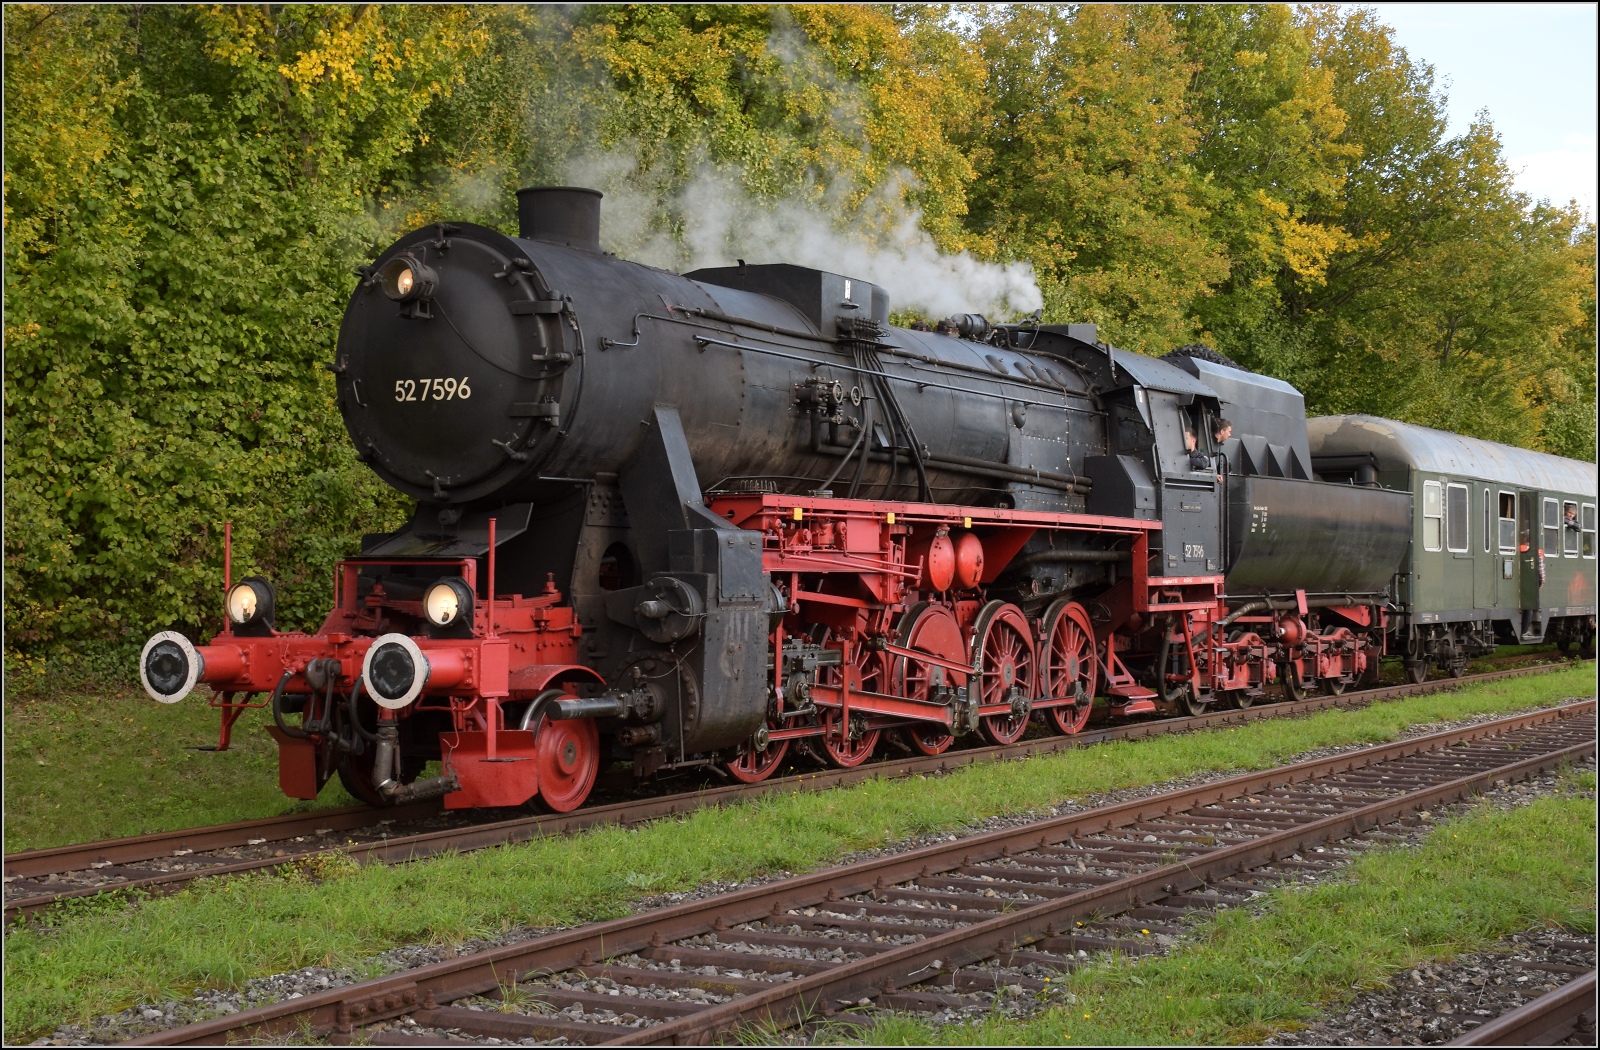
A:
118 698 1594 1046
1447 969 1597 1046
5 660 1584 923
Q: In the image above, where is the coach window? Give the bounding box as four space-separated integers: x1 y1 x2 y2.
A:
1422 481 1443 551
1583 504 1596 558
1563 501 1581 556
1445 483 1469 553
1542 498 1560 555
1498 492 1517 551
1482 488 1491 552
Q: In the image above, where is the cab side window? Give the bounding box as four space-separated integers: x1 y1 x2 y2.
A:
1113 404 1146 453
1422 481 1443 551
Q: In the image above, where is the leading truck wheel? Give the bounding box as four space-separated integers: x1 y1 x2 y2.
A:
726 710 789 784
532 716 599 812
814 642 885 768
821 709 881 767
726 735 788 782
901 724 955 755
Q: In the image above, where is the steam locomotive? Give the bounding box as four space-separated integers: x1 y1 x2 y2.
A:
139 187 1598 813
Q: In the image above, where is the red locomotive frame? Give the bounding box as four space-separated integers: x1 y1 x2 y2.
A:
177 494 1383 812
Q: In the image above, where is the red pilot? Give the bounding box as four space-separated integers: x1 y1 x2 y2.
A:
137 522 602 813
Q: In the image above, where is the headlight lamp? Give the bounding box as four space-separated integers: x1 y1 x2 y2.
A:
225 577 275 631
379 253 437 303
423 577 475 628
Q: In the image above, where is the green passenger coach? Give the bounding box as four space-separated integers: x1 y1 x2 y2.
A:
1308 415 1597 678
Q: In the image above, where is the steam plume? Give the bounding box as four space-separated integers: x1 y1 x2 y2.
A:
563 155 1043 320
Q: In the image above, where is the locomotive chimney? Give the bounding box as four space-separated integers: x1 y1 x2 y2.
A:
516 186 602 252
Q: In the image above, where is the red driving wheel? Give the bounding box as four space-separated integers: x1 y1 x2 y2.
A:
972 602 1037 746
890 603 966 756
1039 600 1097 735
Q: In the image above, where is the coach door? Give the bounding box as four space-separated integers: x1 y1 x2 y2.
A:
1494 489 1518 615
1518 492 1542 637
1474 485 1495 611
1439 480 1473 613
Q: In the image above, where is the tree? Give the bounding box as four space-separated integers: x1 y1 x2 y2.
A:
963 4 1225 351
4 5 484 648
1171 3 1361 373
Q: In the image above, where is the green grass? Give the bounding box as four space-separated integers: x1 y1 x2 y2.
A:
3 687 362 853
835 775 1596 1046
1 665 1592 1042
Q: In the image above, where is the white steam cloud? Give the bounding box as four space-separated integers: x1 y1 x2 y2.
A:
562 154 1043 320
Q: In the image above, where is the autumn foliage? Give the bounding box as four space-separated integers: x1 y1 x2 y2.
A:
4 4 1594 656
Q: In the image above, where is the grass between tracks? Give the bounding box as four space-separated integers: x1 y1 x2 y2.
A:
3 685 364 854
2 665 1593 1041
0 654 1561 854
833 771 1597 1047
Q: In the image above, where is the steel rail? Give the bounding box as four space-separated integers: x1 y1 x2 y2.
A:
5 660 1581 922
1446 970 1597 1046
3 801 439 880
121 699 1595 1046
